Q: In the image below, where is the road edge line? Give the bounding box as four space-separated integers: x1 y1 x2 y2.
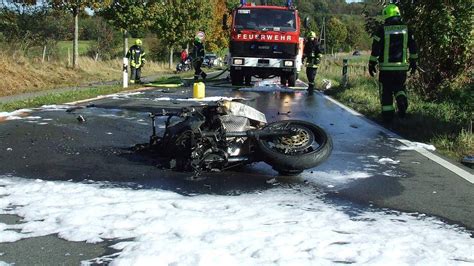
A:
301 80 474 183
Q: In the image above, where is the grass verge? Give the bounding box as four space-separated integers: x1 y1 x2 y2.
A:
311 55 473 162
0 85 136 112
0 52 170 97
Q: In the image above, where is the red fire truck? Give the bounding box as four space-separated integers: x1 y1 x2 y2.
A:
226 0 303 87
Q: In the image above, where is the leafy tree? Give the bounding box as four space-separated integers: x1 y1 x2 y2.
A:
343 17 370 51
98 0 149 56
326 17 347 52
225 0 240 11
397 0 474 98
148 0 212 68
206 0 230 53
86 16 121 60
0 4 71 54
50 0 112 68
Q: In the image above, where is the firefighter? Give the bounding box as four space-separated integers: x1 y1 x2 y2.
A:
126 39 146 84
192 32 207 81
369 4 418 122
303 31 322 94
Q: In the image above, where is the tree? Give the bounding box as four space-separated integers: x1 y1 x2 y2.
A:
50 0 112 68
0 4 71 55
326 17 347 52
397 0 474 97
149 0 212 68
98 0 149 56
206 0 230 54
85 16 121 60
344 17 369 51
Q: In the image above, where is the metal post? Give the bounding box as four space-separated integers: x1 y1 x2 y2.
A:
123 57 129 88
342 59 349 88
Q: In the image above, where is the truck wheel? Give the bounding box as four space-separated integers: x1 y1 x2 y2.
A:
288 73 296 87
244 74 252 86
230 70 243 86
280 75 287 86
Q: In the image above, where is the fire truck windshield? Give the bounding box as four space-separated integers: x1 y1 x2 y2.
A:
234 9 296 32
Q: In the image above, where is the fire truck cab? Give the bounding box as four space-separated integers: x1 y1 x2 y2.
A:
227 0 303 87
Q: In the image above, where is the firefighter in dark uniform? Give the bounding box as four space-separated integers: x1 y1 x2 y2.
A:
369 4 418 121
126 39 146 84
303 31 322 94
192 33 207 81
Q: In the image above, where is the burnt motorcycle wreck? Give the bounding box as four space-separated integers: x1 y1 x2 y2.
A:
141 100 332 176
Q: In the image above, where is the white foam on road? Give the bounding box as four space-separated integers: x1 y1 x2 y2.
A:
397 140 436 151
0 176 472 265
153 97 246 102
0 109 33 120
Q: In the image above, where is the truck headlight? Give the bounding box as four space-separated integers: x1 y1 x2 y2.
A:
284 60 294 67
233 58 244 65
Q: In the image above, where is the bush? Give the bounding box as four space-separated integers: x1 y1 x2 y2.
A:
86 17 121 60
0 6 72 54
399 1 473 99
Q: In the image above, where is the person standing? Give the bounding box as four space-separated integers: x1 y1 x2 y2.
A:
369 4 418 121
126 39 146 84
180 48 188 64
192 32 207 82
303 31 322 94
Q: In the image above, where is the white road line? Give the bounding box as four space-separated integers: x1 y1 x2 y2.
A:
300 80 474 183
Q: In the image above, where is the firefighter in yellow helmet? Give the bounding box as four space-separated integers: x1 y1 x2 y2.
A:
192 32 207 81
303 31 322 94
369 4 418 122
126 39 146 84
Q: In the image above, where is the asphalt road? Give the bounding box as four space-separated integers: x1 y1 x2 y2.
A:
0 79 472 264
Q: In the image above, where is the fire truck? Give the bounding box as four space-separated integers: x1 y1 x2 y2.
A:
226 0 303 87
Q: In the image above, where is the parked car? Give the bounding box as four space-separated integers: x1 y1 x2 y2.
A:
203 53 218 68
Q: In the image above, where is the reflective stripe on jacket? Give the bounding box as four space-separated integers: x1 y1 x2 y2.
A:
303 39 322 68
369 17 418 71
126 45 146 68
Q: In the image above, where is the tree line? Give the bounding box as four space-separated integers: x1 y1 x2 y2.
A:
0 0 472 98
0 0 374 65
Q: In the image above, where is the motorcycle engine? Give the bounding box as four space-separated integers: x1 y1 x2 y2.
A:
190 134 229 173
219 115 250 132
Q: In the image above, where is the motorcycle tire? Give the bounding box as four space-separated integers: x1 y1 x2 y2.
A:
257 120 332 174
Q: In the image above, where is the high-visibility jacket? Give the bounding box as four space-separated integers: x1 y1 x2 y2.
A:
303 39 322 68
126 45 146 68
192 41 205 62
369 17 418 71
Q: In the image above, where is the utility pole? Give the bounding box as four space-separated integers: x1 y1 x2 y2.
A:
320 17 327 54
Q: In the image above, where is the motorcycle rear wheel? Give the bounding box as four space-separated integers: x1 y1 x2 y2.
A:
257 120 332 175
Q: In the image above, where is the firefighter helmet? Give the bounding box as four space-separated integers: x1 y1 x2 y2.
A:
135 39 143 46
382 4 401 20
308 31 317 39
195 31 205 42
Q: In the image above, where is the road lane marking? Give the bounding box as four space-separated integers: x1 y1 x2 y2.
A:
301 81 474 183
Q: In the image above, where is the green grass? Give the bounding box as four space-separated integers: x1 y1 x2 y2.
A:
0 85 136 112
316 55 474 161
57 40 93 57
26 40 93 59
